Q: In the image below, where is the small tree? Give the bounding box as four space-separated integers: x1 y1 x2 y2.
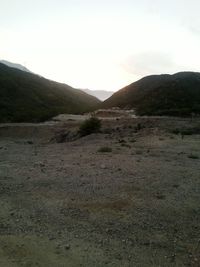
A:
79 116 101 136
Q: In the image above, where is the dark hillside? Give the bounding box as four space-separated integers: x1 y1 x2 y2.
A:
0 63 100 122
102 72 200 116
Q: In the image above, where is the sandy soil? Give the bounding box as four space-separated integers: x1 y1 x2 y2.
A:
0 116 200 267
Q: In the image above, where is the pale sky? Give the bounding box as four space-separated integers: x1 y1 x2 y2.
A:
1 0 200 91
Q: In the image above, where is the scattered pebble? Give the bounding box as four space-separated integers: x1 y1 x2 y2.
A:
101 164 106 169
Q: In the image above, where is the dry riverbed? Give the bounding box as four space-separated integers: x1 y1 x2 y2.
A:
0 117 200 266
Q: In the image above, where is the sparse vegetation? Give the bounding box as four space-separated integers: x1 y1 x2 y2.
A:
129 138 136 143
118 139 126 143
121 143 131 148
172 129 181 135
171 127 200 135
135 123 143 131
98 146 112 153
0 116 199 266
79 116 101 136
135 150 143 155
188 154 199 159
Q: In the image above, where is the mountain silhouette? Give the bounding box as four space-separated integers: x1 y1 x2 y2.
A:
102 72 200 116
0 60 31 73
0 63 100 122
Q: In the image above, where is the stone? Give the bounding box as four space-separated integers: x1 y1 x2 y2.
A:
101 164 106 169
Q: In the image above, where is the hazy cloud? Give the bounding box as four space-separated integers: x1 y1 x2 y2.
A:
183 17 200 36
121 52 184 77
1 0 200 90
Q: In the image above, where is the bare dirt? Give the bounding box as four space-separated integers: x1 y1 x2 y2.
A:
0 116 200 266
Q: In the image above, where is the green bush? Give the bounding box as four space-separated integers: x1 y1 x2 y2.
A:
79 117 101 136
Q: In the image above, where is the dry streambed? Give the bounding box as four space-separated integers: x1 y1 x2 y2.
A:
0 117 200 266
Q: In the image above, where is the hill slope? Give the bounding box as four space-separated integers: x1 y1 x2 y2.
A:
0 63 100 122
0 60 31 73
102 72 200 116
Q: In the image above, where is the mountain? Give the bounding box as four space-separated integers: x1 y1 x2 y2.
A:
0 60 31 73
81 89 114 101
0 63 100 123
102 72 200 116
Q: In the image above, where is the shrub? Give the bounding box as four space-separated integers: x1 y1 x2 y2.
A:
98 147 112 153
118 139 126 143
172 129 180 135
79 116 101 136
188 154 199 159
129 138 136 143
121 143 131 148
135 123 143 132
171 127 200 135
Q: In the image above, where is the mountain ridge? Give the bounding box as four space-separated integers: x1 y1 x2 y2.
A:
0 60 31 73
102 72 200 116
1 60 114 101
0 63 100 122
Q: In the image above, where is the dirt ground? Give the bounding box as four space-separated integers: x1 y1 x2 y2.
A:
0 116 200 267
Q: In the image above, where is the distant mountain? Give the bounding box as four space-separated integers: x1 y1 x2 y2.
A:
102 72 200 116
0 60 31 73
0 63 100 123
81 89 114 101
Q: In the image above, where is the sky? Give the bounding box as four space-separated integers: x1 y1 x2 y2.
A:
0 0 200 91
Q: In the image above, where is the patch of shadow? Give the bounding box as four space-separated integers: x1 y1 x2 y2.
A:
155 193 166 200
50 130 78 143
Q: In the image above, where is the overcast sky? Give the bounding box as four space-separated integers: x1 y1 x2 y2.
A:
1 0 200 91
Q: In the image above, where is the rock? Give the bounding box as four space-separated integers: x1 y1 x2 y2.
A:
101 164 106 169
